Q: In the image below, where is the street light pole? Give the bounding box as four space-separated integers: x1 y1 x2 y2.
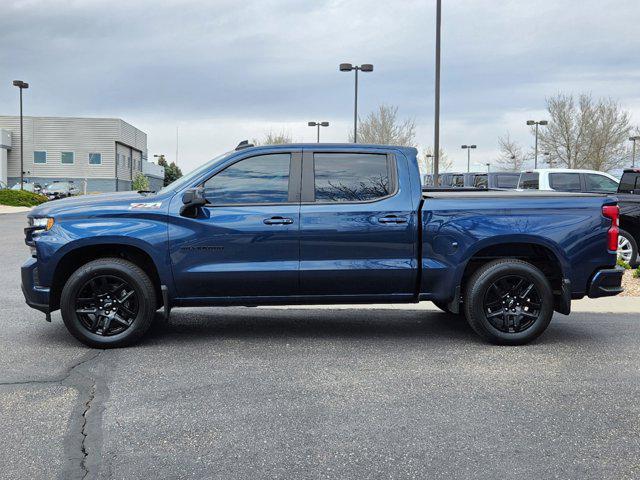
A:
461 144 476 173
12 80 29 190
629 136 640 167
433 0 442 186
339 63 373 143
308 122 329 143
527 120 548 168
486 162 491 173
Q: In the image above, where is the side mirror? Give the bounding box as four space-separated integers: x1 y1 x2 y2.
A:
180 187 207 217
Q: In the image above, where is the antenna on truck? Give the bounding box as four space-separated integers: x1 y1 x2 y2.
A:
235 140 254 151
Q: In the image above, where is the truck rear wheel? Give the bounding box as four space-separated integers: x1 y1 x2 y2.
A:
60 258 157 348
463 259 554 345
618 229 638 267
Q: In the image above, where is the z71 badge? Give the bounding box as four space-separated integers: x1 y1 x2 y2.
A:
129 201 163 209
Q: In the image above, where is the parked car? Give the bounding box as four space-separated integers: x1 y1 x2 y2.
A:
517 169 619 193
617 168 640 266
42 181 79 200
11 182 44 194
23 143 622 348
0 180 8 190
426 172 519 190
471 172 520 189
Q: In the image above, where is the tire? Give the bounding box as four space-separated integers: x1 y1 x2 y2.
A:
463 259 554 345
60 258 157 348
618 229 638 267
432 300 461 315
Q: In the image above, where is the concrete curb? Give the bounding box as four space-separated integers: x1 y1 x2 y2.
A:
0 206 32 215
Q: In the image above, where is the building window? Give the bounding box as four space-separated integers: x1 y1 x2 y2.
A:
34 151 47 164
89 153 102 165
61 152 74 164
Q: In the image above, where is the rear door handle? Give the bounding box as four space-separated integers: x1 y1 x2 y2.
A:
263 216 294 225
378 215 408 224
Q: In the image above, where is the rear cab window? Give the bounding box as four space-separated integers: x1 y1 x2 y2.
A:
474 175 488 188
518 172 539 189
618 172 640 194
312 153 394 202
549 173 581 192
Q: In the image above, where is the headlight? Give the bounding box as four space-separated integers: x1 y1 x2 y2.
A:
32 217 55 230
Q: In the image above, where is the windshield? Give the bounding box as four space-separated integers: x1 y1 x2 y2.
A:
46 182 70 190
158 151 234 194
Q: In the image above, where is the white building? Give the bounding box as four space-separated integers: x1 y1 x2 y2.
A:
0 116 163 192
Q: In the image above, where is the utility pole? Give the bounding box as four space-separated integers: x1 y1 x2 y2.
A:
433 0 442 186
339 63 373 143
12 80 29 190
527 120 548 168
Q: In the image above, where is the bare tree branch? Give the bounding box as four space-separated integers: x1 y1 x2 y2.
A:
349 104 417 146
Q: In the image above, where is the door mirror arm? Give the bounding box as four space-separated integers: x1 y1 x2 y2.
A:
180 187 207 217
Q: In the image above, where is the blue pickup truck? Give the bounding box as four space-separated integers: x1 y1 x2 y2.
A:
22 143 623 348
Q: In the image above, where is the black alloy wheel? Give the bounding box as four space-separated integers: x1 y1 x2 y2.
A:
61 258 157 348
75 275 139 336
483 275 541 333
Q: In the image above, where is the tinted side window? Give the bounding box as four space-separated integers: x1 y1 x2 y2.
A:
474 175 488 188
519 172 539 189
204 154 291 204
618 173 640 193
549 173 581 191
496 175 518 189
452 175 464 187
313 153 391 202
584 174 618 193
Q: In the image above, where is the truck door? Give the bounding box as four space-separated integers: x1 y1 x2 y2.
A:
169 151 301 298
299 149 417 298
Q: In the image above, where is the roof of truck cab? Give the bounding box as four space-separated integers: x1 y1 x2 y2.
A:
243 143 418 152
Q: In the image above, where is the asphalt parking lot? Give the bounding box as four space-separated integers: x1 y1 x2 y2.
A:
1 212 639 480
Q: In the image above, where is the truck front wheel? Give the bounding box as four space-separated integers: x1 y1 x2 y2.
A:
463 259 554 345
60 258 157 348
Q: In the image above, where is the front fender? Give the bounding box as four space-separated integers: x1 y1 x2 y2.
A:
34 215 170 288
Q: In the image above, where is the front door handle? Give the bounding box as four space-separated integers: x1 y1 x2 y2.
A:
263 216 294 225
378 215 408 224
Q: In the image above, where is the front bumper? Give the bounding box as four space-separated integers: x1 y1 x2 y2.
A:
21 257 51 313
587 267 624 298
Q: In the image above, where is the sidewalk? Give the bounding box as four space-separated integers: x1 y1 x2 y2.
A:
263 296 640 313
0 206 31 214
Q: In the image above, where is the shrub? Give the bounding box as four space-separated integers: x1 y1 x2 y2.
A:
0 189 48 207
617 258 632 270
634 268 639 279
132 172 150 191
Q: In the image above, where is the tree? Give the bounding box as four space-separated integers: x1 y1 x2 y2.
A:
156 155 183 186
132 171 150 191
419 147 452 176
538 93 632 172
349 104 416 146
253 130 292 146
497 133 529 171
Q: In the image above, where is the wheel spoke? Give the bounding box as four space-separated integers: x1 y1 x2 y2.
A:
119 290 134 303
112 314 130 327
519 283 534 299
76 308 97 314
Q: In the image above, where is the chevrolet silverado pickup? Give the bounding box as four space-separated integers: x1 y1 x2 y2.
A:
22 143 623 348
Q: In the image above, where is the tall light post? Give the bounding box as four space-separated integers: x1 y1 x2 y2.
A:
308 121 329 143
433 0 442 186
461 144 476 172
12 80 29 190
527 120 548 168
339 63 373 143
485 162 491 173
425 153 435 174
629 136 640 167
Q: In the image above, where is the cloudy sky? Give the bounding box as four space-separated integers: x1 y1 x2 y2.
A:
2 0 640 172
